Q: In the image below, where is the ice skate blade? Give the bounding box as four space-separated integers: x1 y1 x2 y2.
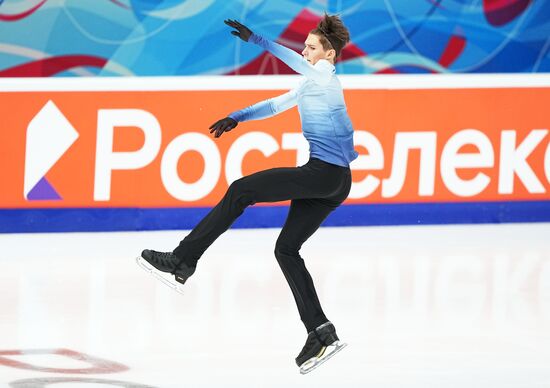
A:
299 341 347 375
135 256 187 294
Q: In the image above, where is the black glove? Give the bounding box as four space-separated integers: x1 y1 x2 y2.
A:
209 117 238 138
224 19 252 42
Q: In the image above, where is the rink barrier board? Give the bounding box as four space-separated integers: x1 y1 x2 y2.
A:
1 201 549 233
1 75 550 232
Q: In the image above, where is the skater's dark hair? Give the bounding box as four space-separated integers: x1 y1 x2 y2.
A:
311 13 350 59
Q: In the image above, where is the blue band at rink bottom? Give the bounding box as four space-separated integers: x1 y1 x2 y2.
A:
1 201 549 233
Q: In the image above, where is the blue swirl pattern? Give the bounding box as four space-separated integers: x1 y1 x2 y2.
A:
0 0 548 76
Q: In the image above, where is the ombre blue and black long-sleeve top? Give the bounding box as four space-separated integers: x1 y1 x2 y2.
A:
228 33 358 168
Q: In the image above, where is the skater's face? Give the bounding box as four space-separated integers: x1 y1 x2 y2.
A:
302 33 335 65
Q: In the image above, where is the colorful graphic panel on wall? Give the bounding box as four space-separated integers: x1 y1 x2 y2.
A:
0 0 549 77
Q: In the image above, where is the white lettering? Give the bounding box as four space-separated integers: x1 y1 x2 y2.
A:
160 133 220 201
440 129 494 197
382 132 437 198
225 132 279 185
282 133 309 166
498 129 548 194
349 131 384 199
94 109 161 201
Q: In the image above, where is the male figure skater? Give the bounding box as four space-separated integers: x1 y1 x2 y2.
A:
137 14 357 374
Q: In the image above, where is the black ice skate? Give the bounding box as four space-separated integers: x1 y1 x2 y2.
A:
136 249 195 294
295 322 347 374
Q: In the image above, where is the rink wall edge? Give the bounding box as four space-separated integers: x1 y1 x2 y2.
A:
1 201 549 233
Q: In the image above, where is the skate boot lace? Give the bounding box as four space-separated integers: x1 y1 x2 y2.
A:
148 250 177 271
154 251 175 262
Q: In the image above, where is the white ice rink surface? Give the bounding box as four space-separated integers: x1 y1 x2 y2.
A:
1 223 550 388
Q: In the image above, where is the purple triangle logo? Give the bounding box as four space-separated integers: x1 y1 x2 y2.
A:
27 177 62 200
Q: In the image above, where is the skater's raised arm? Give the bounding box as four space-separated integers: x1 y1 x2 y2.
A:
225 19 334 86
249 33 333 86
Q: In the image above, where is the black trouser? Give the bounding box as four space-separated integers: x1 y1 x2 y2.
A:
173 157 352 332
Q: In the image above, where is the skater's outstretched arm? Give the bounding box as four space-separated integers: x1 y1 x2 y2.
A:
209 89 297 138
225 19 333 86
229 88 297 122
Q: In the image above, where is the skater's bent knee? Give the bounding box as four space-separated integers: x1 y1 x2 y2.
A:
227 179 243 195
227 179 256 208
274 242 299 260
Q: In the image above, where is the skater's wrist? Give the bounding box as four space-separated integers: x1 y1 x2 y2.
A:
227 113 240 123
